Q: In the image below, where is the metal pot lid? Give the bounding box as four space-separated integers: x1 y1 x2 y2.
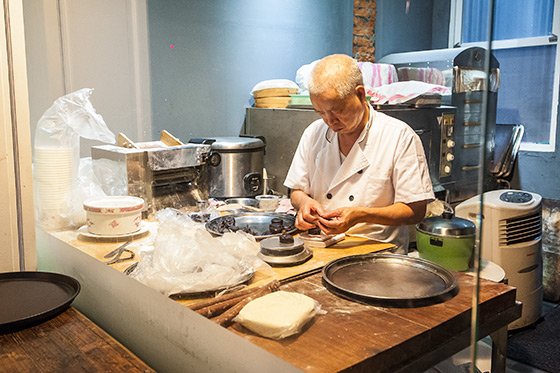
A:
192 137 264 151
416 211 476 237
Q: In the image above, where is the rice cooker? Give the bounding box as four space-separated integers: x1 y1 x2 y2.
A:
189 137 265 199
415 211 476 271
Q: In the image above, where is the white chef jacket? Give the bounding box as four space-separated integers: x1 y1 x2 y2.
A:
284 103 434 253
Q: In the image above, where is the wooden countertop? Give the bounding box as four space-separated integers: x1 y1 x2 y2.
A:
0 307 153 372
44 221 520 372
229 272 520 372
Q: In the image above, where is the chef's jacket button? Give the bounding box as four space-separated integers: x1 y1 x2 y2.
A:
326 193 332 199
357 170 363 174
349 195 354 201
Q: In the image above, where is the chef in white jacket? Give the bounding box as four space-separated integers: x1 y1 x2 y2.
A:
284 54 434 254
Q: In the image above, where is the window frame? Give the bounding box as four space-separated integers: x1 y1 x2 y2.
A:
450 0 560 152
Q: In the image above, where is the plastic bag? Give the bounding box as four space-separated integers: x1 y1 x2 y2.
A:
295 59 320 95
33 88 115 230
130 208 271 296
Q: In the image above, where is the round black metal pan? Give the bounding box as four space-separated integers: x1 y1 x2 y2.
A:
322 253 458 308
0 271 81 334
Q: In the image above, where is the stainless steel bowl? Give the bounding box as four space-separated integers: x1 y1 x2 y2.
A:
205 213 296 240
224 198 259 207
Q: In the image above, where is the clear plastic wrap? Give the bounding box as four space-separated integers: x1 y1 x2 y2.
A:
33 88 115 230
130 208 271 296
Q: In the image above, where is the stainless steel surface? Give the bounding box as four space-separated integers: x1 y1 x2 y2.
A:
205 213 296 240
225 198 259 207
380 47 499 203
322 253 458 307
244 108 321 194
257 246 312 267
191 137 265 199
416 212 476 237
260 236 305 256
374 106 456 194
91 143 211 213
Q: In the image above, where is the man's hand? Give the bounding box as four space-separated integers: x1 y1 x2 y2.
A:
290 190 326 231
317 207 357 235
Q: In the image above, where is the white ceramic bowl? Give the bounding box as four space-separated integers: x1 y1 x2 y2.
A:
83 196 144 236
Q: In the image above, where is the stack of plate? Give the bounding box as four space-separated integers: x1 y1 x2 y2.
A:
254 87 298 108
252 79 299 108
34 147 74 228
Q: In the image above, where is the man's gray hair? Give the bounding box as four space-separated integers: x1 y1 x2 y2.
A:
308 54 364 99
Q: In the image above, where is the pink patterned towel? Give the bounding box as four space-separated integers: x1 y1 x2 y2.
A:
397 67 446 86
358 62 398 96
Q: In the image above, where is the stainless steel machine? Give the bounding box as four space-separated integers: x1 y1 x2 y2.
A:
244 106 457 202
91 131 212 214
188 137 265 199
380 46 500 203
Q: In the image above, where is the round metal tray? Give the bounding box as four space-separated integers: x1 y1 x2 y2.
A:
205 213 297 240
322 253 458 307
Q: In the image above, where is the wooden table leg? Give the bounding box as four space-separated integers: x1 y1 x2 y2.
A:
490 326 508 373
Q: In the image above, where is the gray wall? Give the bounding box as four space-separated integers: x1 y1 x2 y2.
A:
147 0 354 141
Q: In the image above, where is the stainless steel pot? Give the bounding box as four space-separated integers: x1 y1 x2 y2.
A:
415 211 476 271
190 137 265 199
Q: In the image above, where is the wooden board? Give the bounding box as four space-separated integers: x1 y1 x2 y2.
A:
228 272 519 372
0 307 153 372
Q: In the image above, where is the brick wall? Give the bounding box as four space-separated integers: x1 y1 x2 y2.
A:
353 0 376 62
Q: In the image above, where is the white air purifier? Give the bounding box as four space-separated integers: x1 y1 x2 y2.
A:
455 190 543 329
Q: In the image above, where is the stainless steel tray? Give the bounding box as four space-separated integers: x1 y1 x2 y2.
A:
322 253 458 307
205 213 296 240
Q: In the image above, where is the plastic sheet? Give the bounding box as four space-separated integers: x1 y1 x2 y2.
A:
33 88 115 230
130 209 271 296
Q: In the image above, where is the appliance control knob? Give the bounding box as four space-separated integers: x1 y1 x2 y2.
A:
444 165 451 174
446 140 455 148
446 153 455 161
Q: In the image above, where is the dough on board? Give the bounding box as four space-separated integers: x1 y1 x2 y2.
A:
235 291 319 339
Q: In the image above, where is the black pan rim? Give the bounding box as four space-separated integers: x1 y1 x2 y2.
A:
322 253 458 308
0 271 81 334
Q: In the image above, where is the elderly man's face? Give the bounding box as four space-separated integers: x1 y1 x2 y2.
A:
310 86 367 136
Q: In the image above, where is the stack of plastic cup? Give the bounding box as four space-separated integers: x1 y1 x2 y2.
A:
34 147 74 229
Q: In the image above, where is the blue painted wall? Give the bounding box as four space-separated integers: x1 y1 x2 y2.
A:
146 0 353 140
517 133 560 199
375 0 449 61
